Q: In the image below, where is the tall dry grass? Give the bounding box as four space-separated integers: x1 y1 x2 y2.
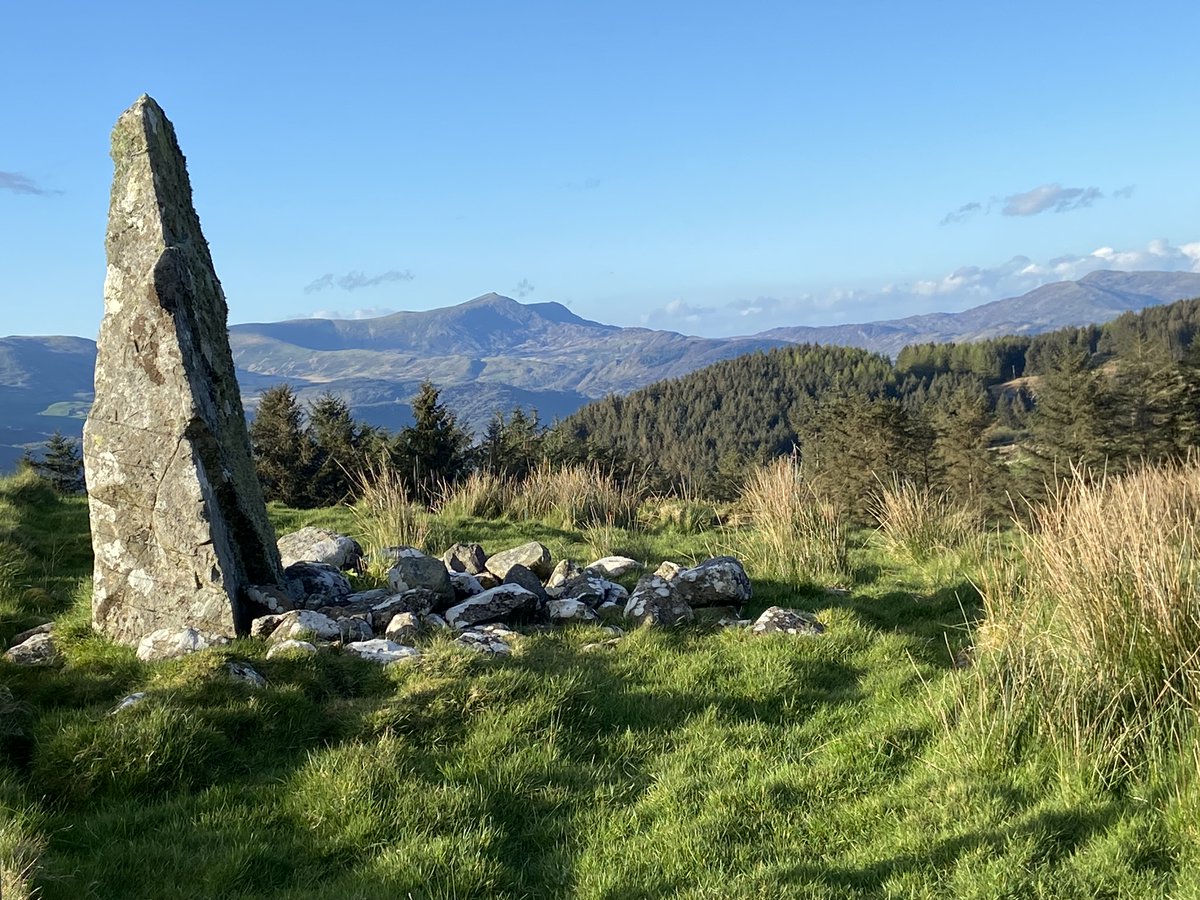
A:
738 458 852 585
507 462 642 530
975 460 1200 781
870 476 982 563
348 456 433 568
435 470 513 520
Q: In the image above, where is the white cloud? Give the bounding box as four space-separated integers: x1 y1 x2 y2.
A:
683 237 1200 337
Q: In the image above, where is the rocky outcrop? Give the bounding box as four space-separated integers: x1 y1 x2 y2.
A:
84 95 282 644
283 562 352 609
624 573 695 627
586 556 641 578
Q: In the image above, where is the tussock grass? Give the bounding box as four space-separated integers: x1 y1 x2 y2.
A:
737 458 852 586
506 462 642 530
974 460 1200 782
870 476 983 563
348 456 435 566
435 469 513 519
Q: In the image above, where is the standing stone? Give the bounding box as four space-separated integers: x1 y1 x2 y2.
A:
84 96 283 644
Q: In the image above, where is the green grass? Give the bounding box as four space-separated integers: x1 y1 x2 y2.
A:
0 472 1196 897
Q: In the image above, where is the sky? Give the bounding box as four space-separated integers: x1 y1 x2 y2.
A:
3 0 1199 340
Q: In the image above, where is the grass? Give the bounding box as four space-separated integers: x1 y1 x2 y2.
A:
0 468 1197 897
735 458 853 586
974 461 1200 786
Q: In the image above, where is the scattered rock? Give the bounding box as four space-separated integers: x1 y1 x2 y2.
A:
423 613 450 631
442 542 487 574
224 660 267 687
476 572 500 590
672 557 752 609
450 572 484 600
624 575 694 627
750 607 825 636
245 584 296 616
445 584 540 629
691 605 745 625
486 541 552 580
277 527 363 571
454 629 513 656
387 553 454 609
503 564 549 602
10 622 53 646
547 598 599 623
368 589 440 630
557 573 627 608
283 562 352 609
4 632 58 667
110 692 147 714
586 556 641 578
385 612 421 644
266 640 317 659
345 639 421 666
84 95 283 645
547 559 583 592
268 610 341 644
136 627 228 662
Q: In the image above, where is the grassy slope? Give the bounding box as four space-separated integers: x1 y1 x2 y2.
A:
0 477 1191 898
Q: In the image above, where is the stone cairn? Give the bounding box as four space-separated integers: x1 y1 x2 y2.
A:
3 97 826 673
82 95 283 644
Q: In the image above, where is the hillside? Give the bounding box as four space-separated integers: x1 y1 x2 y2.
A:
759 270 1200 356
5 271 1200 470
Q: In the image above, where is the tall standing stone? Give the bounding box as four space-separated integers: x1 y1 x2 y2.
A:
84 95 283 643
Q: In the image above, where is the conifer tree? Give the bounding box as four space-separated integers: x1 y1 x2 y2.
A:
249 385 317 506
1025 345 1112 493
22 430 85 494
394 381 471 504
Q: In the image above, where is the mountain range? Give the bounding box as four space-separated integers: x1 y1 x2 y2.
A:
4 269 1199 471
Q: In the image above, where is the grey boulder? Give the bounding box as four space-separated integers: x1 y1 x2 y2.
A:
277 526 363 571
486 542 552 580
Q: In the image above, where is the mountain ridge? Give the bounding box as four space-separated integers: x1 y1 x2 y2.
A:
5 270 1200 471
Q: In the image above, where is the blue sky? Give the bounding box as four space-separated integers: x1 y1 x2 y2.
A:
3 0 1198 339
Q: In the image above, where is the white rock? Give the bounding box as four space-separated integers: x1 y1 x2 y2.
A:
269 610 341 644
110 691 147 714
345 639 421 666
4 632 58 667
547 598 598 622
586 556 641 578
136 627 227 662
224 660 267 687
266 640 318 658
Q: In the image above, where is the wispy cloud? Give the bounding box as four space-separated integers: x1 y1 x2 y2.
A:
303 269 414 294
305 307 397 320
565 176 603 191
512 278 535 298
941 181 1131 225
642 298 718 329
0 171 59 196
1002 183 1102 216
939 201 982 226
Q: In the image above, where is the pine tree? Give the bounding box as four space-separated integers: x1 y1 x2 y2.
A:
23 430 85 494
307 392 362 505
393 381 471 505
932 386 1006 514
249 385 317 506
1024 345 1112 493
